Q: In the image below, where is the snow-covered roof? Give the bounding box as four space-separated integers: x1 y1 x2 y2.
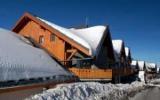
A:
131 60 137 66
112 40 123 55
37 17 107 57
112 40 124 62
125 47 130 57
145 62 156 69
0 28 72 82
69 26 107 57
138 61 145 71
131 60 138 69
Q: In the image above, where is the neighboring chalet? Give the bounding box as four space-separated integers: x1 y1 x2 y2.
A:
138 61 146 71
112 40 127 79
137 61 146 82
145 62 157 73
131 60 139 74
112 40 126 67
125 47 132 66
12 12 116 69
145 62 157 79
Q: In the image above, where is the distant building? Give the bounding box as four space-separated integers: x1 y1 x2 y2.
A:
112 40 126 67
125 47 132 67
137 61 146 82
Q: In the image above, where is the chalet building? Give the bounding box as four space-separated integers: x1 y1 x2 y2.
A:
137 61 146 82
145 62 157 80
138 61 146 71
12 12 116 69
112 40 126 67
131 60 139 74
125 47 132 67
145 62 157 73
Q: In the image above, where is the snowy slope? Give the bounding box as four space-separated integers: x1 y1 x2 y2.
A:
29 81 145 100
37 17 107 56
0 28 72 82
112 40 123 54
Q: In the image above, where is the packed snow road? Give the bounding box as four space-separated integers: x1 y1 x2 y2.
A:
129 86 160 100
128 78 160 100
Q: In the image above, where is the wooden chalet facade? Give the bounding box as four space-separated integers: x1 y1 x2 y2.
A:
12 12 116 69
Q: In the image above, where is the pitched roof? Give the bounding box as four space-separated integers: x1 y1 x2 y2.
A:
38 17 107 56
125 47 130 57
138 61 145 71
0 28 72 82
131 60 137 66
131 60 138 68
13 12 109 57
112 40 123 55
112 40 125 61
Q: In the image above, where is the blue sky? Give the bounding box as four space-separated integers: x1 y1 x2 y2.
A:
0 0 160 65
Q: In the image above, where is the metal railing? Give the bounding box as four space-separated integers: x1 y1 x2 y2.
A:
59 58 93 68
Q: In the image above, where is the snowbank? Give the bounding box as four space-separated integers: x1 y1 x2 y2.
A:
69 26 107 57
138 71 145 82
28 81 145 100
0 28 72 82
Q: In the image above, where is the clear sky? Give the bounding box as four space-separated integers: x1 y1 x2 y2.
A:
0 0 160 66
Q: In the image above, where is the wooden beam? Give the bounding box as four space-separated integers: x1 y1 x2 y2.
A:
66 49 76 53
66 49 77 61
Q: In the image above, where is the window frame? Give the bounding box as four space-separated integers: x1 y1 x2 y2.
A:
50 33 56 42
39 35 44 44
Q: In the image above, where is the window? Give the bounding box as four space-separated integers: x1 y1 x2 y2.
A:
50 33 56 42
39 36 44 44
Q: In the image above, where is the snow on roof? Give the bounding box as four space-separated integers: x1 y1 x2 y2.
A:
131 60 137 68
112 40 123 55
0 28 72 82
37 17 107 56
69 26 107 56
131 60 137 66
112 40 124 62
138 61 145 71
145 62 156 69
125 47 130 57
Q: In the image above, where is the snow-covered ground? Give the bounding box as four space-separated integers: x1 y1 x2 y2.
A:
27 81 145 100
